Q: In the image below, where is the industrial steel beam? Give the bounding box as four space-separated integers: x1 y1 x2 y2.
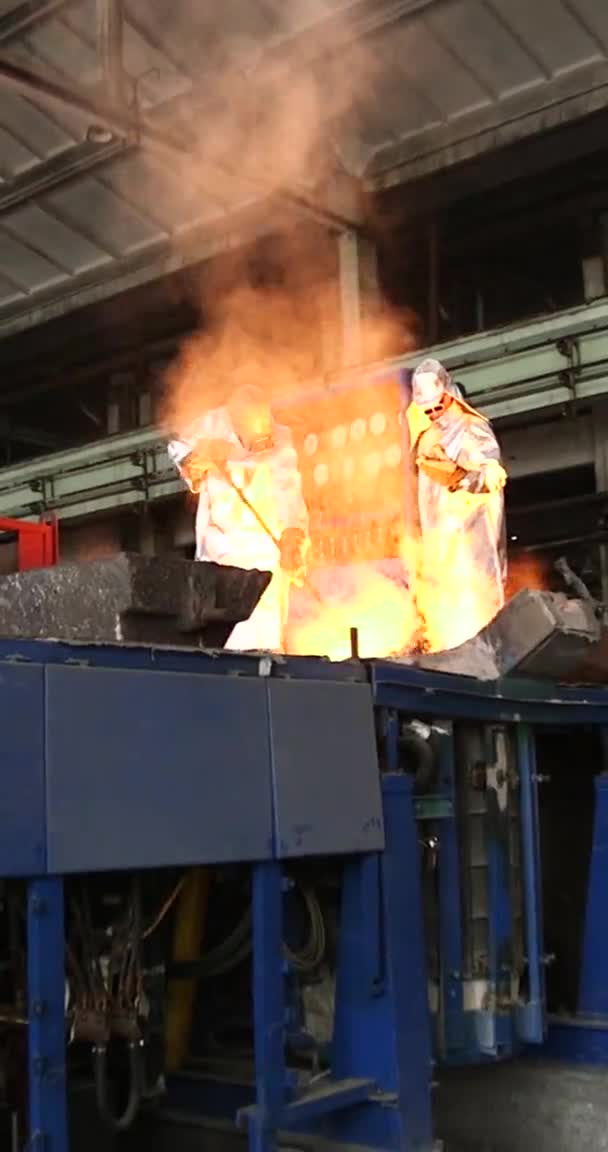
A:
0 426 180 521
0 0 365 266
368 59 608 189
96 0 125 109
1 297 608 522
259 0 446 68
0 0 74 44
0 57 192 158
0 193 285 340
0 0 136 216
0 53 365 237
0 137 132 214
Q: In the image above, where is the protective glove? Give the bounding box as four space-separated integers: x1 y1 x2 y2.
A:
417 451 468 490
173 438 234 494
481 458 507 494
279 527 308 583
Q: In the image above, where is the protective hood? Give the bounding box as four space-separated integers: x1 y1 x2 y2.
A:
406 378 487 451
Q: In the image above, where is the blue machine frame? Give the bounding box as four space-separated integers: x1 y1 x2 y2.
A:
1 637 432 1152
372 662 608 1070
7 635 608 1151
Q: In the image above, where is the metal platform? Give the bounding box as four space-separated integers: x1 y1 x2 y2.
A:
0 635 383 876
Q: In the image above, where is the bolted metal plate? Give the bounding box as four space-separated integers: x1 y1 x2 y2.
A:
0 553 271 649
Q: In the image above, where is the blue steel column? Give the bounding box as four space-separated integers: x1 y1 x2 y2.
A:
27 877 68 1152
382 774 433 1149
578 770 608 1017
437 722 465 1057
483 728 513 1056
516 724 545 1043
332 772 433 1151
249 861 286 1152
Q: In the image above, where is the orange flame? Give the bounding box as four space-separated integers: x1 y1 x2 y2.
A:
287 567 419 661
506 553 549 598
399 528 505 655
160 246 518 660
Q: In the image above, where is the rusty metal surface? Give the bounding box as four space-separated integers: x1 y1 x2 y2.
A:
416 590 605 683
0 552 271 648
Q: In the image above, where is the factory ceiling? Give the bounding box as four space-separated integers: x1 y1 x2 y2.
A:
0 0 607 337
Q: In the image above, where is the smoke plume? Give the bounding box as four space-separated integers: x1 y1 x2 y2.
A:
154 4 427 659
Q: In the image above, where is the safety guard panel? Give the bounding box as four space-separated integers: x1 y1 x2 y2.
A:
0 663 46 876
44 665 384 873
268 679 383 858
45 665 274 873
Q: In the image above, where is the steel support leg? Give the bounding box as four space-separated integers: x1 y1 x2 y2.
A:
249 861 286 1152
27 877 67 1152
382 775 433 1150
332 774 433 1150
437 723 465 1057
516 724 545 1043
578 770 608 1016
483 727 513 1056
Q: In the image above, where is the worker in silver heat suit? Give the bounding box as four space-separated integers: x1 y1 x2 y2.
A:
406 358 507 651
168 384 309 652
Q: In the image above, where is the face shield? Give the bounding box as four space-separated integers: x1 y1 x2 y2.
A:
412 359 453 422
228 385 274 454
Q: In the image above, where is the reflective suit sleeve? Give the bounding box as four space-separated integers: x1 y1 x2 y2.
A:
167 413 231 494
454 418 506 494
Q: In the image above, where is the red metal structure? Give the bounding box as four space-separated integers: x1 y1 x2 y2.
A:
0 516 59 571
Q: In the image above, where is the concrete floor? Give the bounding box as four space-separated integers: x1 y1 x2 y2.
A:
71 1062 608 1152
435 1062 608 1152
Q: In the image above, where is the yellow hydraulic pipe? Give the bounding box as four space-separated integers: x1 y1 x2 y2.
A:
165 868 209 1072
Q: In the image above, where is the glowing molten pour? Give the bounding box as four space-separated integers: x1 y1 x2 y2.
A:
287 568 419 661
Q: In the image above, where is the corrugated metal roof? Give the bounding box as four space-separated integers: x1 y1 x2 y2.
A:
0 0 606 335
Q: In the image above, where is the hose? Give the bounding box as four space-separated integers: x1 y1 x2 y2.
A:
197 907 253 979
125 875 142 1006
143 875 188 940
399 724 437 794
204 885 324 977
175 883 326 981
285 886 326 974
93 1040 143 1132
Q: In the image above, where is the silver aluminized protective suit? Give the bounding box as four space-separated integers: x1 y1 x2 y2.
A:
407 361 507 651
168 403 309 652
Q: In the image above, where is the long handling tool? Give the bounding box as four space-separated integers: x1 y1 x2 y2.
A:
218 464 323 605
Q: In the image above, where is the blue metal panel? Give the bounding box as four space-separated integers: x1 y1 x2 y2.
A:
242 860 288 1152
577 772 608 1017
331 776 433 1150
436 723 466 1058
371 662 608 726
0 636 365 684
0 663 45 876
267 680 384 858
516 725 545 1044
27 877 67 1152
45 665 274 872
543 1016 608 1064
483 727 513 1058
